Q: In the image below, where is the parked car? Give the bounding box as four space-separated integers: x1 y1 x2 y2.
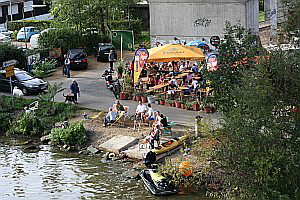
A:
0 33 11 44
0 27 13 37
0 69 47 95
96 43 117 62
17 26 40 42
30 28 55 49
67 49 88 70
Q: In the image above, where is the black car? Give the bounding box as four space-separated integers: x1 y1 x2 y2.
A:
96 43 117 62
0 69 48 95
67 49 88 70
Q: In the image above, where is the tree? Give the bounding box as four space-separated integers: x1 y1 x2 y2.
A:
203 23 300 199
47 0 138 35
0 44 26 70
282 0 300 36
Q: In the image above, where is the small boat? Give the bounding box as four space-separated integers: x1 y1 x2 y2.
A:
152 133 190 155
140 169 179 195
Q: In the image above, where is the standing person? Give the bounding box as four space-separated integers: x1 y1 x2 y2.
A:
70 79 80 104
108 50 116 71
64 54 71 78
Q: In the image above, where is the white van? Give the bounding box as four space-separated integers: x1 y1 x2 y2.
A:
29 28 55 49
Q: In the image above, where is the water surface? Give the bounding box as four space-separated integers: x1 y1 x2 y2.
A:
0 136 211 199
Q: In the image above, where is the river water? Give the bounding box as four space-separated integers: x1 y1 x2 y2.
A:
0 136 211 200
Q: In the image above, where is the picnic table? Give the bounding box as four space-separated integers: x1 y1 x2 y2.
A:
146 83 169 93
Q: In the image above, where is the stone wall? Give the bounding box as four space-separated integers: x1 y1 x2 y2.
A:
149 0 259 47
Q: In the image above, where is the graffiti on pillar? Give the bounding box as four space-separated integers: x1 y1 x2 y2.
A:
193 18 211 28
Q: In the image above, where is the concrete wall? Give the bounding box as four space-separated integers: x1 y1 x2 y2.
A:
149 0 259 46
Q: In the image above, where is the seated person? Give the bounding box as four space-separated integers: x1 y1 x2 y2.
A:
191 78 199 93
160 114 169 128
144 104 155 124
186 72 193 84
103 107 117 127
149 124 161 149
192 64 199 74
135 101 147 121
179 62 187 72
169 77 178 88
115 100 125 112
154 111 161 124
182 86 191 95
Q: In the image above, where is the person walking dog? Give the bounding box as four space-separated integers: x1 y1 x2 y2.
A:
70 79 80 104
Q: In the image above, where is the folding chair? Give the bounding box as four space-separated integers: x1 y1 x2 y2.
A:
162 118 174 136
90 111 104 122
28 101 39 112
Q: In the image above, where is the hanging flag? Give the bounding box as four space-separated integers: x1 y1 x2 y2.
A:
270 0 277 38
133 48 149 84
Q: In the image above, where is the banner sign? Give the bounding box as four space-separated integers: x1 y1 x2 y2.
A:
210 36 220 46
270 0 277 38
133 48 149 84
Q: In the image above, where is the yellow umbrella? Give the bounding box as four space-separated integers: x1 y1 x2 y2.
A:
146 44 205 63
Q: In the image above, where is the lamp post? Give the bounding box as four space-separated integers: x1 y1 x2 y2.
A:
21 4 47 71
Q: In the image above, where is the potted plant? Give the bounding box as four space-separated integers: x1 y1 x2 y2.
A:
116 59 124 78
141 92 148 103
165 99 173 106
203 96 214 113
135 92 142 101
185 102 193 110
191 100 200 111
175 99 182 108
181 100 186 109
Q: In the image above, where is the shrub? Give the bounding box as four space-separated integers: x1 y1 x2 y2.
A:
50 122 87 146
0 44 26 70
7 112 45 136
0 95 12 133
8 20 51 31
31 59 57 78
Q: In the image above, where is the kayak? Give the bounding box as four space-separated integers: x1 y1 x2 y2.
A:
140 169 178 195
152 133 190 155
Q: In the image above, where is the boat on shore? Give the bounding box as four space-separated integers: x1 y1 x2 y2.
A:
151 133 190 155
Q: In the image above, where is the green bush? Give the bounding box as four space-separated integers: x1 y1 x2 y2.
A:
39 28 82 54
0 44 26 70
31 59 57 78
8 20 51 31
50 122 87 146
39 28 109 55
0 95 12 133
8 112 45 136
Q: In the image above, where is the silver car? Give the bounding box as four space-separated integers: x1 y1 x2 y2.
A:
0 33 11 44
0 27 13 37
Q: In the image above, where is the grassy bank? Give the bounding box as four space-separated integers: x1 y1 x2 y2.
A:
0 96 79 136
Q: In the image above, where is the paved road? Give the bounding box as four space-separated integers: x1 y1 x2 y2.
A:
44 56 221 127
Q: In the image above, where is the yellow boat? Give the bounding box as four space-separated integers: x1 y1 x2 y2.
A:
152 134 190 155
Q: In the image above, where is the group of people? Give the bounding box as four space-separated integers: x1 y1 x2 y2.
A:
103 100 169 149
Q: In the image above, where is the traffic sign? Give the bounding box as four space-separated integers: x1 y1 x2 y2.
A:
5 65 15 78
210 36 221 47
3 59 18 67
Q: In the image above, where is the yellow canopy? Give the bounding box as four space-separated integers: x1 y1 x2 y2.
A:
146 44 205 63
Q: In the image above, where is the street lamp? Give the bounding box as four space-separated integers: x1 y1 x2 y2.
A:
21 4 47 71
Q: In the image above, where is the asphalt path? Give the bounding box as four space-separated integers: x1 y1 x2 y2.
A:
4 55 221 127
46 57 221 127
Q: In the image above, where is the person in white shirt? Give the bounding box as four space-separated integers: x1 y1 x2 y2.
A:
144 104 155 124
103 107 117 127
191 78 199 94
179 62 187 72
135 101 147 121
